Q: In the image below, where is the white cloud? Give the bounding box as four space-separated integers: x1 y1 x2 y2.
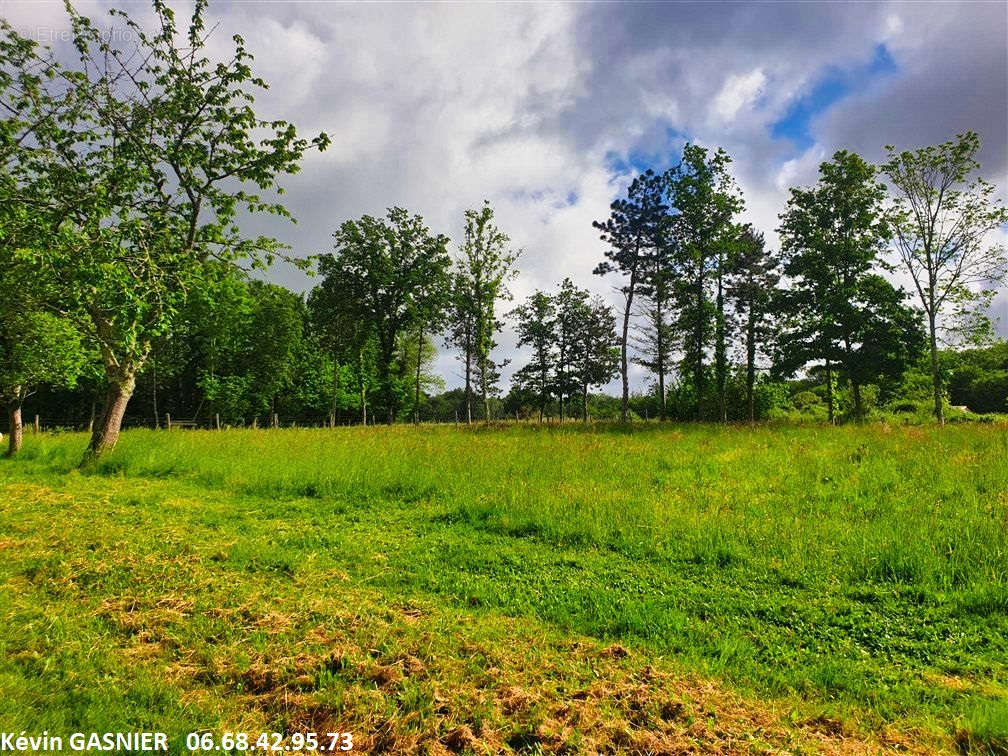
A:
711 69 767 123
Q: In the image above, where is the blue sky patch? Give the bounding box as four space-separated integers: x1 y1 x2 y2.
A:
605 128 691 180
771 43 900 150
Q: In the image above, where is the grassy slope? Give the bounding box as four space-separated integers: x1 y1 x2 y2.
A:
0 424 1006 753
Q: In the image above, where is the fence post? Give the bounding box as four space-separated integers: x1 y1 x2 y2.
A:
272 413 278 428
252 417 258 430
166 413 171 431
34 415 40 434
215 413 221 431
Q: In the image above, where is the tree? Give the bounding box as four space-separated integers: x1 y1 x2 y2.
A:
0 20 89 452
777 150 919 422
635 214 679 420
408 259 451 425
554 278 590 421
573 297 620 421
309 256 377 425
445 268 477 423
727 225 780 422
325 208 450 423
1 1 328 461
593 169 667 421
0 309 84 456
668 145 744 421
632 295 677 420
396 332 444 422
511 291 556 422
246 282 304 424
455 202 520 424
883 131 1008 423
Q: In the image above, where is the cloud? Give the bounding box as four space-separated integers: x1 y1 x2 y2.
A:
711 69 767 123
3 0 1006 382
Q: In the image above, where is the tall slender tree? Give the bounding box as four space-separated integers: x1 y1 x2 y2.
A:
883 131 1008 424
455 202 520 423
727 225 779 422
445 269 477 424
634 214 679 419
668 145 743 421
593 170 667 421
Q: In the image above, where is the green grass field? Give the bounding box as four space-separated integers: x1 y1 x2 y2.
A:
1 424 1006 753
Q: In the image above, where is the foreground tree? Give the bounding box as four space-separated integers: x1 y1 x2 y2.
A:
593 170 667 421
1 2 328 461
883 132 1008 423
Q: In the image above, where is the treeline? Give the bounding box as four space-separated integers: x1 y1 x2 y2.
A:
2 1 1007 464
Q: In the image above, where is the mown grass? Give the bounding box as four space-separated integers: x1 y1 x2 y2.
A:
1 423 1006 753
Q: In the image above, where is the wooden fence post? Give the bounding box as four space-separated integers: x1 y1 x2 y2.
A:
166 413 171 431
252 417 258 430
34 415 40 434
272 413 278 428
215 413 221 431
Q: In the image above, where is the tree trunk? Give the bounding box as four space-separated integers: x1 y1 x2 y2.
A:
619 268 638 423
842 335 863 423
694 264 705 422
825 360 834 425
331 348 340 427
5 403 22 457
656 291 667 421
852 380 864 423
746 310 756 423
480 355 490 424
716 257 727 423
464 329 473 425
358 348 367 425
378 341 395 425
152 355 159 428
83 373 136 463
414 327 423 425
582 381 589 422
928 312 944 424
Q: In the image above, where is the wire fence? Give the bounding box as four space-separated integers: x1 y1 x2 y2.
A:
1 410 608 435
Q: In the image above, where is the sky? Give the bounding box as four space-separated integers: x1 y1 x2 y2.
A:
4 0 1008 391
